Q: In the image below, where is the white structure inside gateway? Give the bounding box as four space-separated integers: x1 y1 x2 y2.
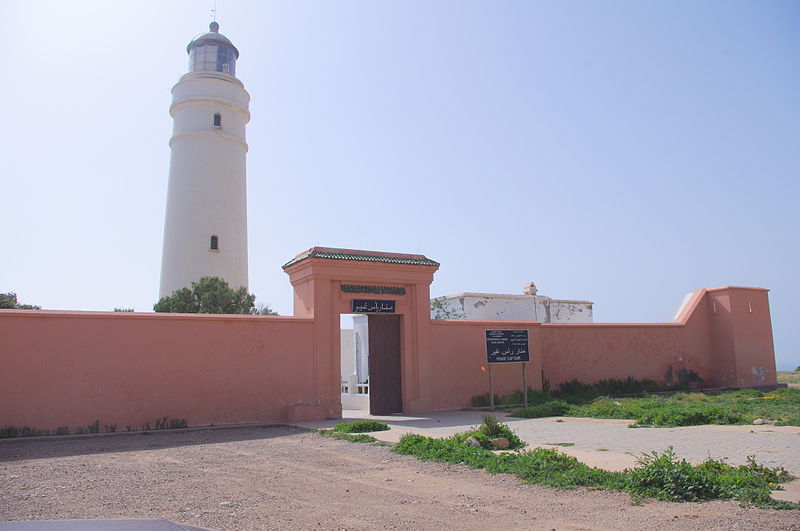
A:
340 282 593 409
159 22 251 298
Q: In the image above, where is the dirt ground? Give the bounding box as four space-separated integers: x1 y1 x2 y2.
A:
1 426 798 531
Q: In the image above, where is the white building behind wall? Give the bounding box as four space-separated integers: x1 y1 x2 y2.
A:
431 282 593 323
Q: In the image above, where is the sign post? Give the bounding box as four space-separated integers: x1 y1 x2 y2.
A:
488 364 494 410
485 329 530 409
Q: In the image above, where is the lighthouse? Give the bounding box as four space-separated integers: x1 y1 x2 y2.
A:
159 21 250 298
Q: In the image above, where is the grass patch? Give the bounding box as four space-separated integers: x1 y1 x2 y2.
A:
331 420 390 433
315 419 390 443
318 431 377 443
504 384 800 428
778 371 800 384
512 401 572 418
392 431 797 508
0 416 188 439
544 442 575 447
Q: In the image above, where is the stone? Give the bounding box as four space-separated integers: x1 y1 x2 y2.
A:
753 418 766 425
466 436 481 447
490 437 510 449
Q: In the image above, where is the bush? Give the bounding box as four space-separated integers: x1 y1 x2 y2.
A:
154 276 256 314
627 448 793 505
451 415 525 450
627 448 727 501
332 420 390 433
510 401 571 418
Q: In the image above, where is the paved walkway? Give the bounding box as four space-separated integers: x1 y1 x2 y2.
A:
291 409 800 503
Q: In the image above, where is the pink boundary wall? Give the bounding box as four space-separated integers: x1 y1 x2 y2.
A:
539 286 777 391
426 287 777 410
0 311 315 429
0 256 778 431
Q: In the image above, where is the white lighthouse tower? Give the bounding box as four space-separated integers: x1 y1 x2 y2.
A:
159 21 250 298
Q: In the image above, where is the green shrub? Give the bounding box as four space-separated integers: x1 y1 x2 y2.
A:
510 401 571 418
557 379 595 396
479 414 504 437
627 448 793 504
332 420 390 433
627 448 727 501
168 418 188 429
451 415 525 450
470 393 493 407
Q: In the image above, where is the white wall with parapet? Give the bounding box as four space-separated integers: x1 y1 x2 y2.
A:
431 287 593 323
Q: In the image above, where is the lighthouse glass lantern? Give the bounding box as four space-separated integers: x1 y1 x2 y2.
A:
187 21 239 76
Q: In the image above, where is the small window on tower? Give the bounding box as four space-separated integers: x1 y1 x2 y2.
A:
210 235 219 250
213 113 222 128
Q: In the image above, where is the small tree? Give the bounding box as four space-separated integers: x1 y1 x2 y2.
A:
0 292 40 310
430 296 465 319
154 276 256 314
251 303 279 316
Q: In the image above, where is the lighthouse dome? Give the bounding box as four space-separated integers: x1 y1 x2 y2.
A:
187 22 239 77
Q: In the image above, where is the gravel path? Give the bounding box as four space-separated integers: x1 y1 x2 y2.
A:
1 426 799 530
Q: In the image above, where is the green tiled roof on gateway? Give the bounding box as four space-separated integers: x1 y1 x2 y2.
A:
282 247 439 269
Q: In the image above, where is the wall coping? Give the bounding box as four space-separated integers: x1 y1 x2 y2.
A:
436 292 593 305
430 318 683 328
0 309 314 323
706 286 769 293
430 319 542 327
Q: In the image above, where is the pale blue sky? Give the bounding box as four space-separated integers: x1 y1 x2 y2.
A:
3 1 798 369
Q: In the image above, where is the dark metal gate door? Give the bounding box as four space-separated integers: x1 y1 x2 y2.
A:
368 315 402 415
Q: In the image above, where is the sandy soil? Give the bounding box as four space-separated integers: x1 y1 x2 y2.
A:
1 426 798 531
